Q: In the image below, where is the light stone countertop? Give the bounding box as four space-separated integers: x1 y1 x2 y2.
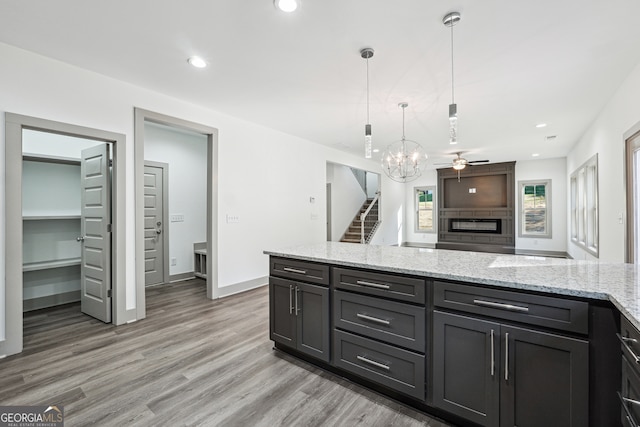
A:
264 242 640 331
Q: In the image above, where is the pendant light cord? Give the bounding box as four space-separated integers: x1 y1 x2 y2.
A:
366 57 370 123
450 21 455 104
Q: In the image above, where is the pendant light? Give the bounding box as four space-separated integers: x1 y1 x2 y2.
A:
443 11 461 145
381 103 428 183
361 48 374 158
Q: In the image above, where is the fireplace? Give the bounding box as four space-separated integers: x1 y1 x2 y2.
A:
449 218 501 234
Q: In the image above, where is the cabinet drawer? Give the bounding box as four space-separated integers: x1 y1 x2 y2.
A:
333 267 426 305
434 281 588 335
333 329 425 401
621 316 640 377
622 355 640 427
333 290 425 352
270 257 329 286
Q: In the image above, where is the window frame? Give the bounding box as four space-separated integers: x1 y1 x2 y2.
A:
570 154 599 257
414 186 436 233
518 179 552 239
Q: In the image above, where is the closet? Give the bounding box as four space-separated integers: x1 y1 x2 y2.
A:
21 130 110 314
22 155 82 311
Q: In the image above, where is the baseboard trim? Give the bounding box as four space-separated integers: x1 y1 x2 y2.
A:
170 272 196 283
217 276 268 298
515 249 570 259
402 242 437 249
23 290 80 312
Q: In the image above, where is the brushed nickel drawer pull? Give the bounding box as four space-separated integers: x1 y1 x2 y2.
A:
283 267 307 275
473 299 529 313
618 333 640 364
620 392 640 427
505 332 509 381
356 355 390 371
289 285 293 314
623 396 640 407
356 313 391 326
355 280 390 290
490 329 495 377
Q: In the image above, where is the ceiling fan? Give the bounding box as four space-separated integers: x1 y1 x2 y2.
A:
435 152 490 171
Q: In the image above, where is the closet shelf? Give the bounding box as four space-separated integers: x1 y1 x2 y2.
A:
23 258 81 272
23 215 81 220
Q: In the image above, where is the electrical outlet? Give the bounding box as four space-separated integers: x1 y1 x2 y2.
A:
170 214 185 222
171 257 177 266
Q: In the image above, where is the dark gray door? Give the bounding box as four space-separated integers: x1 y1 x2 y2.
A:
432 311 500 427
500 324 589 427
80 144 112 323
144 165 164 285
296 282 330 362
269 277 296 346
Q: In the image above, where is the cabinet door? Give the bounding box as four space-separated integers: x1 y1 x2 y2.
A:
432 311 500 427
269 277 295 347
500 325 588 427
296 282 330 363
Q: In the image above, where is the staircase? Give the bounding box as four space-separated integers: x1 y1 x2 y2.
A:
341 198 380 244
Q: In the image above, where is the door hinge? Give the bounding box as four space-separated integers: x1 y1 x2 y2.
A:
109 159 113 167
107 223 112 233
107 289 112 298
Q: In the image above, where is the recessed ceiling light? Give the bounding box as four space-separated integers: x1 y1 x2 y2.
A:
373 148 380 153
536 123 547 128
274 0 298 12
187 56 207 68
532 153 540 157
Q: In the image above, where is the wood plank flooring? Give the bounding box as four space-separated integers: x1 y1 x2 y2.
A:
0 280 451 426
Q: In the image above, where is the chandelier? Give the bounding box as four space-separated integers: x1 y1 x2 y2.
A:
381 103 428 183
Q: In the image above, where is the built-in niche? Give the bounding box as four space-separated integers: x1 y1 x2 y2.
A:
436 162 515 253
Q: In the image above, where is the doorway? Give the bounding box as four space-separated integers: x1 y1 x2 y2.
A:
2 113 127 357
134 108 219 322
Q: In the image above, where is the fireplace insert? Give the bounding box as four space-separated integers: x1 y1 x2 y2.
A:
449 218 501 234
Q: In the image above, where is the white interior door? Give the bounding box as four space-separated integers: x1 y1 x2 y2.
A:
80 144 112 322
144 164 165 285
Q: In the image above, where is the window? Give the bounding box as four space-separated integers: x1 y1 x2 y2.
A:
519 180 551 238
415 186 435 233
570 154 598 257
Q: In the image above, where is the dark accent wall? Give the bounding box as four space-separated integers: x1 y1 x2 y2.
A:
436 162 516 254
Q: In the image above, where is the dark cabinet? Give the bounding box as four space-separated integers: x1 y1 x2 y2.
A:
620 315 640 427
269 276 330 363
433 311 589 427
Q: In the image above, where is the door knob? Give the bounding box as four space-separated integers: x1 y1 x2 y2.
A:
76 236 85 242
155 228 162 235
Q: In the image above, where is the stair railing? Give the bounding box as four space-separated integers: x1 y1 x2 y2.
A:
360 191 380 244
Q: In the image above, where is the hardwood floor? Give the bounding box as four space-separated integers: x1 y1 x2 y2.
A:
0 280 451 426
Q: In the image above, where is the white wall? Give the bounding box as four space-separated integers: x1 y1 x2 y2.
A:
403 169 438 246
566 61 640 261
326 163 366 241
0 42 396 342
144 123 207 277
515 157 567 253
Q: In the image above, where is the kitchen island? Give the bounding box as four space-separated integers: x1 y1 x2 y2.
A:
265 242 634 427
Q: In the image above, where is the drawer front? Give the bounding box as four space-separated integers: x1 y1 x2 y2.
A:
434 281 588 335
270 257 329 286
333 267 426 304
622 355 640 427
333 329 425 401
621 316 640 377
333 290 425 352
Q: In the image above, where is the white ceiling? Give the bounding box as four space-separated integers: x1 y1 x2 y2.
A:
1 0 640 168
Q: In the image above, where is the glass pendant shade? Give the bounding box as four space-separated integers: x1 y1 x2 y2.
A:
449 103 458 144
365 124 372 158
